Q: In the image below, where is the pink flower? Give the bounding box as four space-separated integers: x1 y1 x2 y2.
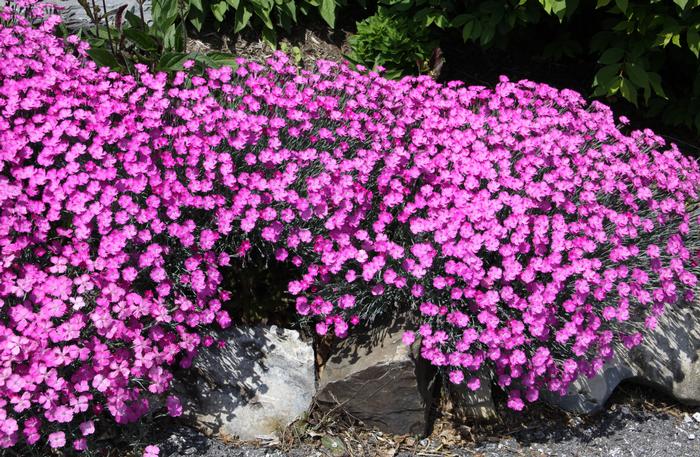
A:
80 421 95 436
466 377 481 391
48 431 66 449
507 392 524 411
402 331 416 346
449 370 464 384
166 396 182 417
0 7 698 436
315 322 328 335
143 445 160 457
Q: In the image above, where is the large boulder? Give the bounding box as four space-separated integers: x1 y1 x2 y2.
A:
546 298 700 413
316 321 435 436
177 326 316 441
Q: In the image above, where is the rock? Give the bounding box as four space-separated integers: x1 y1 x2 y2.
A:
48 0 152 29
177 326 315 441
541 356 636 414
545 298 700 413
316 321 435 436
442 371 497 422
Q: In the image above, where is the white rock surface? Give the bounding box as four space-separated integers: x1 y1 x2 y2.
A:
178 326 315 441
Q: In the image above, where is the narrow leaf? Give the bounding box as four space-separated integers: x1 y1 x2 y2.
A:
319 0 336 28
233 4 253 32
87 48 121 69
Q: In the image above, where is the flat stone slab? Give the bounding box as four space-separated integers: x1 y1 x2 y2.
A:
316 321 435 436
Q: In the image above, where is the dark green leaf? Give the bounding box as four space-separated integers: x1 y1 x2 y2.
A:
153 0 179 30
647 72 667 98
87 47 121 69
281 0 297 23
319 0 336 27
262 26 277 48
174 18 187 52
250 2 274 29
688 27 700 57
619 77 638 105
233 4 252 32
624 62 649 89
208 51 239 69
598 47 624 64
451 13 470 27
462 20 475 41
125 10 146 29
211 1 229 22
189 8 205 31
157 52 191 71
123 28 159 51
674 0 689 10
593 63 621 88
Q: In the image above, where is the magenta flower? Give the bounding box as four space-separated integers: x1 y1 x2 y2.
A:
0 2 698 449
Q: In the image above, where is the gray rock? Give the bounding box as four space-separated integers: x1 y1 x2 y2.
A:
177 326 315 442
542 356 636 414
316 321 436 436
442 371 497 422
546 298 700 413
48 0 151 29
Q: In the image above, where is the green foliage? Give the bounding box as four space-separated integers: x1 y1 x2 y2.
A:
361 0 700 133
280 41 304 65
77 0 237 73
188 0 350 47
347 10 439 79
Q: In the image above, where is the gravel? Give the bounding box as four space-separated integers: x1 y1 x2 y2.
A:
146 383 700 457
459 404 700 457
153 405 700 457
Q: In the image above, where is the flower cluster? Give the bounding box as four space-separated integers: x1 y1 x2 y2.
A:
1 1 700 451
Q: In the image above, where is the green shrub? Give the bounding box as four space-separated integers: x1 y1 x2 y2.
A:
188 0 347 46
360 0 700 134
75 0 238 73
347 9 438 78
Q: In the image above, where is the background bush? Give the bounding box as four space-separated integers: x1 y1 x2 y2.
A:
352 0 700 135
346 9 438 78
73 0 239 73
188 0 354 46
75 0 700 135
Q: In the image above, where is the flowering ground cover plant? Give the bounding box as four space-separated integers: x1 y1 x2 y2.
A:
1 0 700 452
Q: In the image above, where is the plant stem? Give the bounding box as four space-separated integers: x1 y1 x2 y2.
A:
138 0 146 31
101 0 117 57
90 0 100 37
